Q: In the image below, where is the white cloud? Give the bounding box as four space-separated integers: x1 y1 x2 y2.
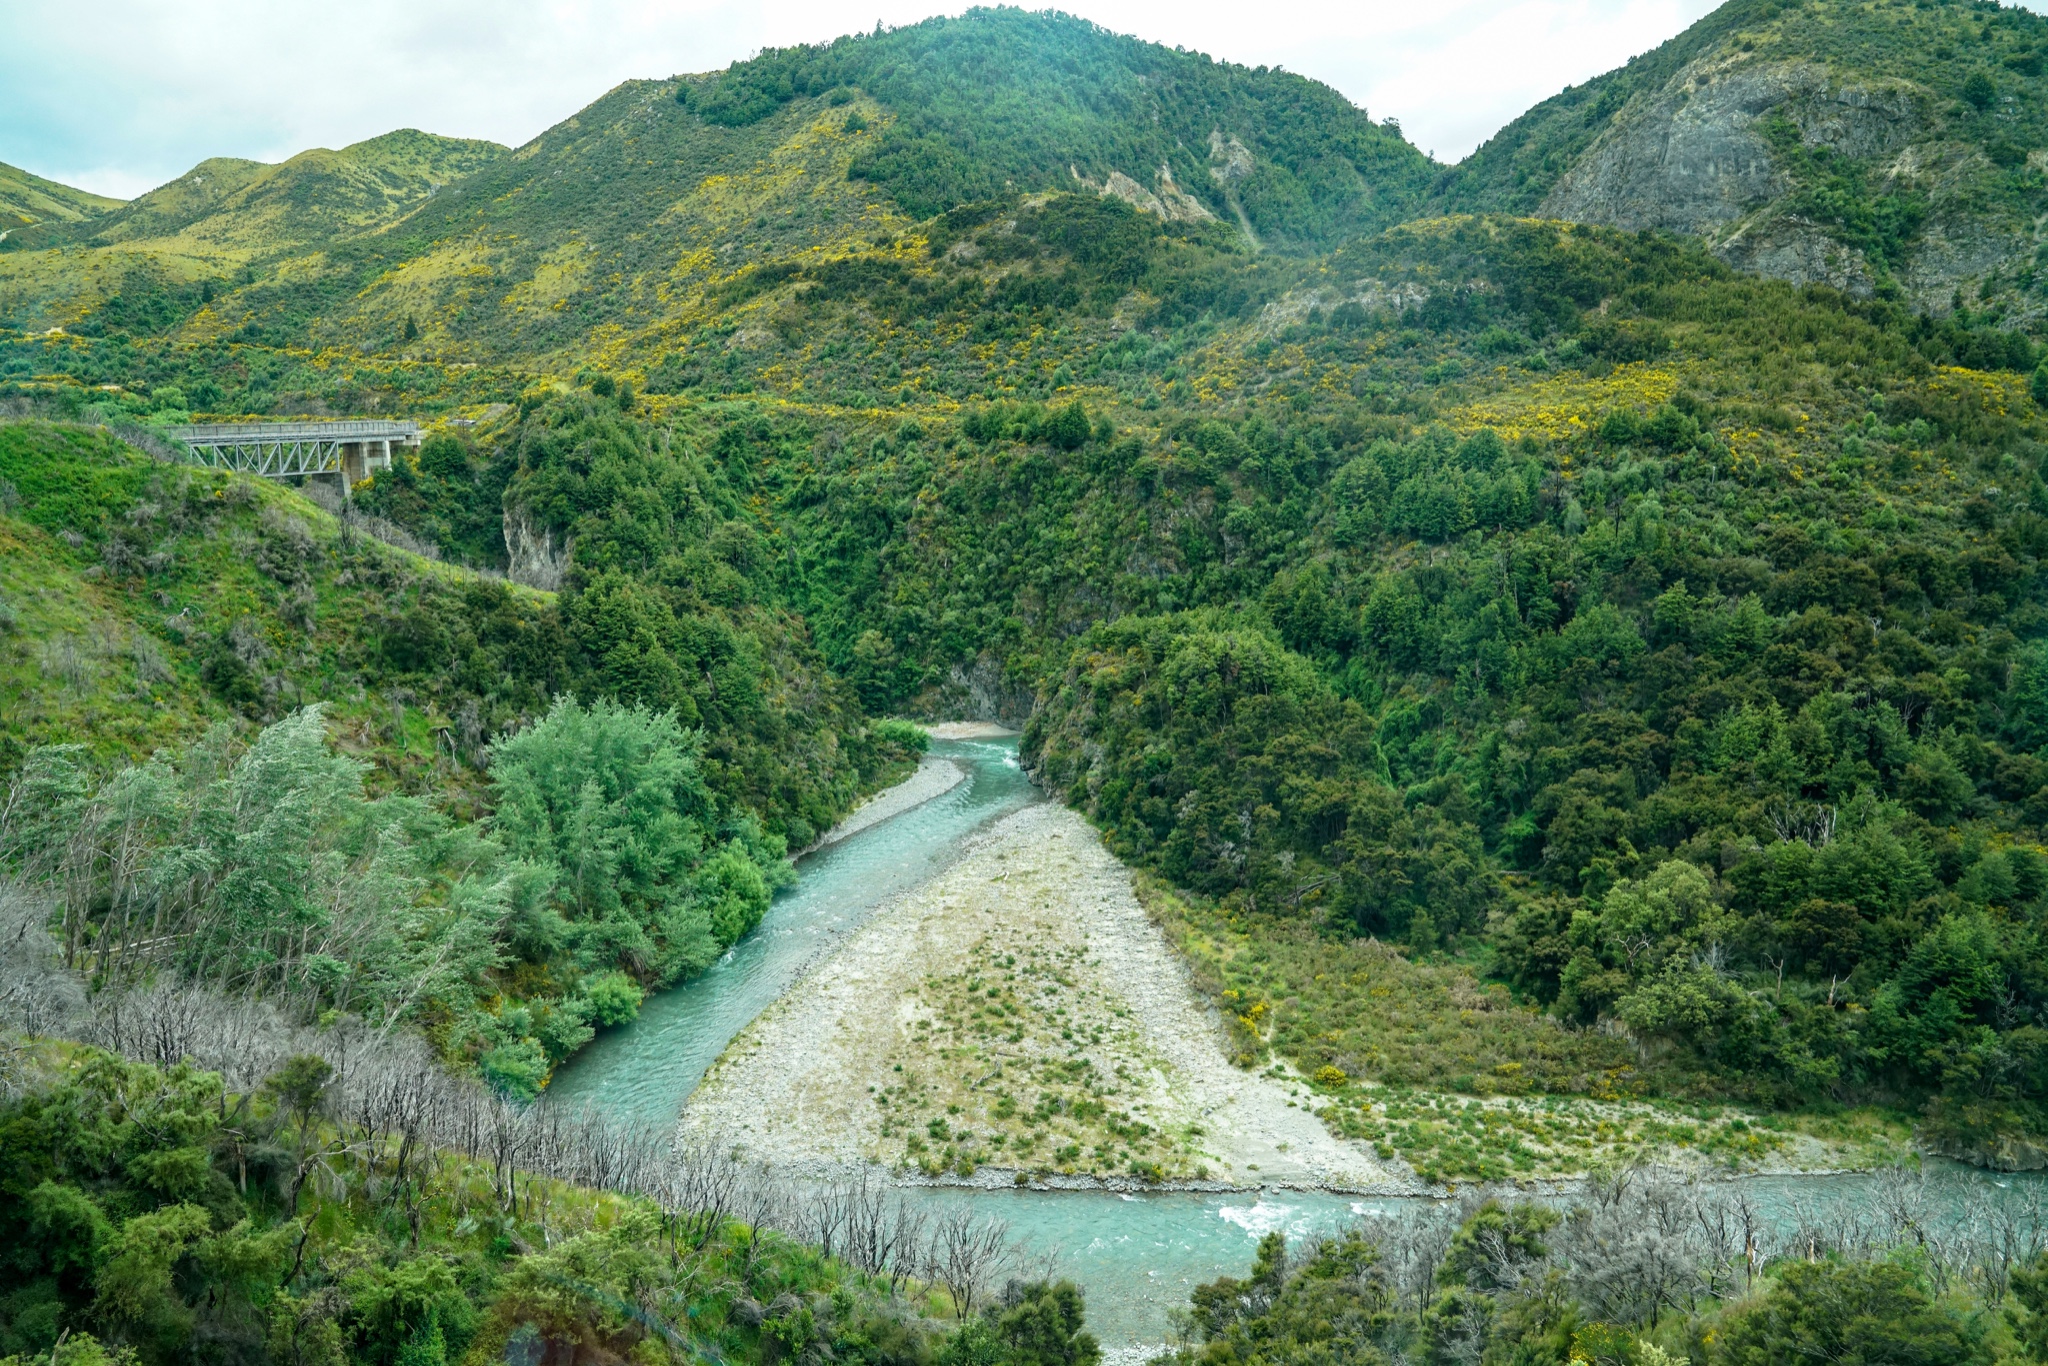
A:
2 0 2037 200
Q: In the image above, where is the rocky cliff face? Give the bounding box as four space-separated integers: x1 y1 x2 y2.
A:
1541 58 1815 237
1448 0 2048 320
1536 54 2004 307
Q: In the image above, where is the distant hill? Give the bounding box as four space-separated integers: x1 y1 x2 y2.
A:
0 159 123 237
8 0 2048 372
59 156 269 246
146 9 1427 370
78 129 505 257
1438 0 2048 316
0 131 504 337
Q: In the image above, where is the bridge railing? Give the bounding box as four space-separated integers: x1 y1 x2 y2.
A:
170 420 421 442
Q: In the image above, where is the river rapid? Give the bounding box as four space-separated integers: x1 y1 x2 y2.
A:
548 736 2046 1347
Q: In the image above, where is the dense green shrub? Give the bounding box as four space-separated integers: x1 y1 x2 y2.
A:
0 1052 1033 1366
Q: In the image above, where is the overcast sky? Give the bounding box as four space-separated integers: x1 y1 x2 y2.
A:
0 0 1914 200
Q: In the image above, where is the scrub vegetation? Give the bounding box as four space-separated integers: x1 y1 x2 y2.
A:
7 0 2048 1356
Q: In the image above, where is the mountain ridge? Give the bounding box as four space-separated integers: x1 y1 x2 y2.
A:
10 1 2048 358
0 158 125 238
1442 0 2048 316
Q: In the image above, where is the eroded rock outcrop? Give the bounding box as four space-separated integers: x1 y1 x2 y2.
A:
503 511 572 592
1073 164 1218 224
1537 51 2029 311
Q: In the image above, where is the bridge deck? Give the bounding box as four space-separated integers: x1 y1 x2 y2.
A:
168 420 421 491
172 420 420 442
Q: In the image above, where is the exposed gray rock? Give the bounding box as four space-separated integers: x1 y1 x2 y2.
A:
1208 130 1254 187
1073 164 1216 224
1784 74 1922 161
1901 209 2027 309
502 511 571 592
1932 1130 2048 1172
1100 170 1168 218
1543 56 1921 239
1533 50 2038 312
937 652 1035 728
1716 206 1878 295
1541 59 1821 237
1254 278 1430 335
1206 131 1260 246
1154 164 1217 223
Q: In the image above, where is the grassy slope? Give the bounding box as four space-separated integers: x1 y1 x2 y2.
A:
267 84 914 367
0 160 123 230
1137 875 1911 1183
80 156 268 241
85 130 505 254
0 419 560 803
0 132 505 338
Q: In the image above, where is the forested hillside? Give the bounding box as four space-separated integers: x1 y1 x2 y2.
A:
0 415 920 1098
7 1 2048 1360
4 0 2048 1159
0 1024 1080 1366
163 204 2036 1162
685 9 1431 241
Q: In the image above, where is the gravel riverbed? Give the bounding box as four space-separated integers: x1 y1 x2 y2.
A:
805 756 967 851
681 800 1416 1194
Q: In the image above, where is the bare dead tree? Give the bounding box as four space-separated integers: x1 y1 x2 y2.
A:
929 1206 1013 1318
0 882 85 1045
1382 1198 1470 1319
0 956 987 1301
1768 801 1838 848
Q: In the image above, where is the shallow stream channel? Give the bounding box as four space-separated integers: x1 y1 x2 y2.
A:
547 736 2047 1347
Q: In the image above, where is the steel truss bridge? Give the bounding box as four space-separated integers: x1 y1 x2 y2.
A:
167 420 420 495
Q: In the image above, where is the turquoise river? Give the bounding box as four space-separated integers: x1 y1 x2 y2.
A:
546 736 2042 1346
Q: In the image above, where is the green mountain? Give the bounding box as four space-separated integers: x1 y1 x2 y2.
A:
685 8 1433 244
3 0 2048 1164
0 9 1427 369
0 131 504 339
0 159 123 234
1440 0 2048 314
76 129 505 257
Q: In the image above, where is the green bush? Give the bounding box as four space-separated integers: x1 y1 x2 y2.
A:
1713 1259 1989 1366
582 972 645 1028
480 1039 551 1100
